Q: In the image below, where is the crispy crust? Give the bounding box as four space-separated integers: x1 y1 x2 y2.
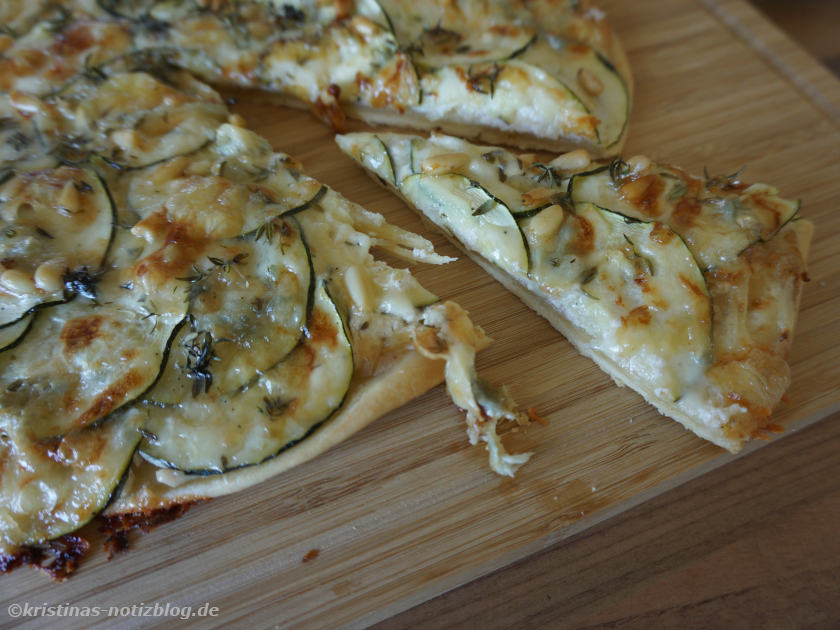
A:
346 31 635 156
358 166 811 453
106 331 488 513
230 34 632 156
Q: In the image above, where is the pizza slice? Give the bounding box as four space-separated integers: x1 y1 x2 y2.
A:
336 131 813 452
0 88 529 575
0 0 630 155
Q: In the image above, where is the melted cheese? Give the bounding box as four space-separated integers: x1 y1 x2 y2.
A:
338 131 811 451
0 229 189 440
139 280 353 473
0 166 114 327
0 410 142 552
4 0 627 152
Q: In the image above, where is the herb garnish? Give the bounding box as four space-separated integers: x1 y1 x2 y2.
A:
421 22 463 47
704 166 745 190
63 267 102 300
472 198 496 216
177 265 207 301
207 252 248 273
623 234 655 276
184 330 215 398
667 180 688 201
467 64 503 97
262 396 290 417
608 157 631 183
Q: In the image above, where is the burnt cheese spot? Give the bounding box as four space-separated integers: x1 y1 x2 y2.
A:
568 214 595 255
61 315 104 354
671 198 701 230
307 309 338 348
678 273 707 299
50 24 94 56
621 306 652 328
619 174 664 217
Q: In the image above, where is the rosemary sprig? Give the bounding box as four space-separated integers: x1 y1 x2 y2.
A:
254 220 276 243
623 234 655 276
704 166 745 190
667 181 688 201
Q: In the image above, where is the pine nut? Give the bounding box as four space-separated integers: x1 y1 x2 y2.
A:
626 155 651 174
549 149 591 172
34 261 65 293
421 152 470 174
577 68 603 96
58 180 80 215
1 269 36 295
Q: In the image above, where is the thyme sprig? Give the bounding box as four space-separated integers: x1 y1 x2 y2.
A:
207 252 248 273
262 396 291 417
177 265 207 301
608 157 631 183
184 330 215 398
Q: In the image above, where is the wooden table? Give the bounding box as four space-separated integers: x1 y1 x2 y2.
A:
381 2 840 627
2 1 839 629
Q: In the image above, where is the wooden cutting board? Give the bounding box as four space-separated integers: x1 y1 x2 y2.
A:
3 0 839 628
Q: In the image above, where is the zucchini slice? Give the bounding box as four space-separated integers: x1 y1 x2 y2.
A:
418 60 596 144
400 173 529 275
0 313 33 352
378 0 536 68
568 166 802 268
0 94 54 171
0 410 142 550
530 202 711 400
385 133 563 215
335 134 396 186
146 216 313 404
519 38 630 149
0 227 190 440
40 71 228 168
0 165 115 327
125 136 327 233
139 278 354 474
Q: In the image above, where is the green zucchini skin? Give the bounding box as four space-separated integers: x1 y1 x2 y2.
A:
401 172 530 275
0 165 116 328
0 314 35 353
568 163 802 270
139 278 354 475
0 410 144 549
145 216 313 404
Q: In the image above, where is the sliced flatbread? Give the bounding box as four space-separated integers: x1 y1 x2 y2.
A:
337 131 813 452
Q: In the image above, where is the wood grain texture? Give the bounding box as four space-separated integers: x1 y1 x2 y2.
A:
2 1 839 628
377 410 840 630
